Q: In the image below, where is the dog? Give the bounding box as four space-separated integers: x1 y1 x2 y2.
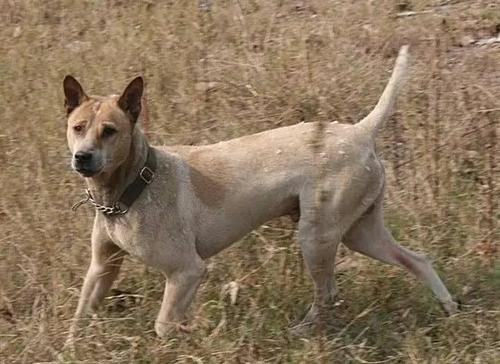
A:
64 45 457 341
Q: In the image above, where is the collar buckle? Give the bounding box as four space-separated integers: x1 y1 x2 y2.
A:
140 166 155 184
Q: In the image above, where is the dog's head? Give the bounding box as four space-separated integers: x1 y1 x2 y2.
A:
63 76 143 178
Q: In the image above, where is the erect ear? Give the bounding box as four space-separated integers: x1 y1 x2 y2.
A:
63 75 88 116
117 76 144 123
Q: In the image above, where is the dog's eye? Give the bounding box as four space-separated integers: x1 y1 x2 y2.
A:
73 125 84 133
102 126 117 137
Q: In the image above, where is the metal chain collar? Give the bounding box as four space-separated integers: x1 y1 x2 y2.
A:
71 146 156 217
72 189 128 216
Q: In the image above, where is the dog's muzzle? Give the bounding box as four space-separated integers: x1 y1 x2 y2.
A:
73 151 101 177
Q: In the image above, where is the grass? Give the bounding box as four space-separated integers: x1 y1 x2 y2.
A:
0 0 499 363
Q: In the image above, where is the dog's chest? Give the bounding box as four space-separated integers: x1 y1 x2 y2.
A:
104 218 149 259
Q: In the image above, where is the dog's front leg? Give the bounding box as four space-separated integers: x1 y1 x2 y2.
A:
154 256 207 339
66 228 125 348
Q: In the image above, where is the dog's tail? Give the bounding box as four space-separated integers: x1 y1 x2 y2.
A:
356 45 409 137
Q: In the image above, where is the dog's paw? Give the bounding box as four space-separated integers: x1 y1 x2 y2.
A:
289 304 323 337
155 320 190 339
441 300 460 316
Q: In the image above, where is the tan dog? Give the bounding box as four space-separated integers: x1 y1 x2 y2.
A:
64 46 457 341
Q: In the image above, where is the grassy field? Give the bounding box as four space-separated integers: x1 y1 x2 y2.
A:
1 0 499 363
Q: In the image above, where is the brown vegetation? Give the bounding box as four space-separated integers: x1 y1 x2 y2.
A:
1 0 499 363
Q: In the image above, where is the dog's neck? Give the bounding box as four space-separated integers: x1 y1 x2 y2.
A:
86 127 149 206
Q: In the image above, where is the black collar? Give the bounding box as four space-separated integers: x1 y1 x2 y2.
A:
72 147 157 216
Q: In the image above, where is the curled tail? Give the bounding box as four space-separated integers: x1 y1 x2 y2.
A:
356 45 409 137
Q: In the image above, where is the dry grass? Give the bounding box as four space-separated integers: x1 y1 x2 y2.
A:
1 0 499 363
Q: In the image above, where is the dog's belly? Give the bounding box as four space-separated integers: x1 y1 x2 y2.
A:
193 193 299 259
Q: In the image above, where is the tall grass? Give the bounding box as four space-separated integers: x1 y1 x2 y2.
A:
0 1 498 362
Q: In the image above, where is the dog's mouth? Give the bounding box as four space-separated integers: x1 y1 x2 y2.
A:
72 156 104 178
74 166 101 178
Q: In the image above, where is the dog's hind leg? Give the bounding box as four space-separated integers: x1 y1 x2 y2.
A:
296 214 340 327
294 177 379 330
343 199 458 315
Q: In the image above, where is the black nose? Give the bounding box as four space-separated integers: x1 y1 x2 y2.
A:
75 151 92 163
